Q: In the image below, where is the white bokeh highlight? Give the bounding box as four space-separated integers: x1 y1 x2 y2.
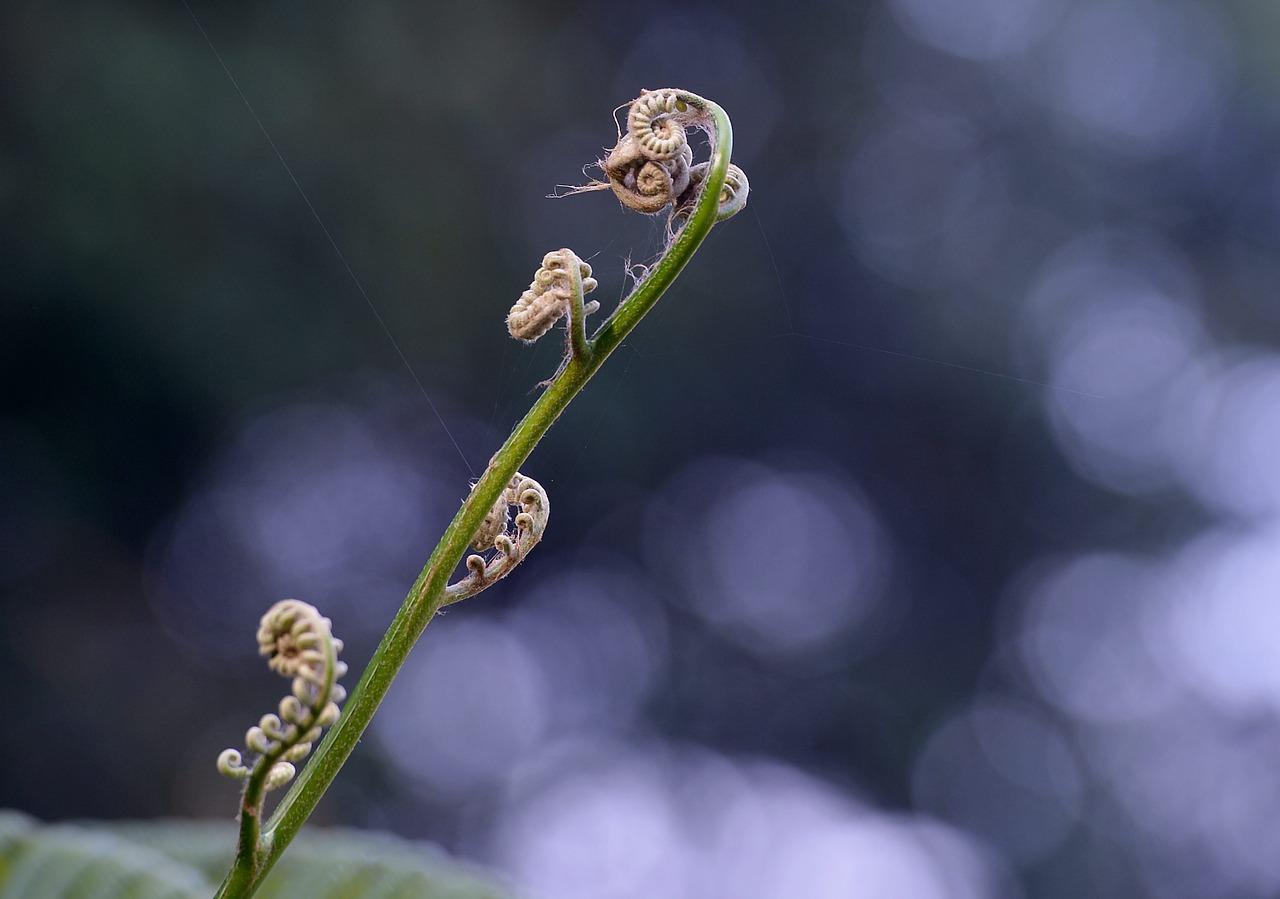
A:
1009 534 1280 895
645 458 891 658
1162 522 1280 713
1044 283 1206 493
147 397 455 655
505 567 669 735
1034 0 1230 154
1018 553 1180 723
1165 353 1280 519
912 696 1082 863
888 0 1067 61
494 744 1013 899
840 111 1011 289
375 616 551 796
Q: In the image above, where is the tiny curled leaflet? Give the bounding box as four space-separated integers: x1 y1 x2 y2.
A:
446 472 549 605
627 90 690 160
507 249 599 342
673 160 750 225
217 599 347 792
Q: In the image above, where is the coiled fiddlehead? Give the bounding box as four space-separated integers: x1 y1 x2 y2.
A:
507 249 600 343
445 473 549 605
674 161 751 224
602 88 747 225
218 600 348 793
627 89 691 160
605 129 695 215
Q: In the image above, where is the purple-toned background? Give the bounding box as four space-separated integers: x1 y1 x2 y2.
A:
5 1 1280 896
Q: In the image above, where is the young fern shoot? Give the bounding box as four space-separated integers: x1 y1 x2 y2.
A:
507 250 598 365
445 473 550 605
214 87 747 899
603 88 749 226
217 601 348 792
217 600 347 894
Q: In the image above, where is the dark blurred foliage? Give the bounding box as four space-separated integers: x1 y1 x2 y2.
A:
6 0 1280 896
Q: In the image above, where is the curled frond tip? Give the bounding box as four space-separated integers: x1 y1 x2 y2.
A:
218 599 347 792
507 249 598 343
600 88 746 223
448 472 550 605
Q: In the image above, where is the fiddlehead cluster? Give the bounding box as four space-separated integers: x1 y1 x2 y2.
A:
218 600 347 792
605 90 696 214
603 88 750 222
445 473 549 605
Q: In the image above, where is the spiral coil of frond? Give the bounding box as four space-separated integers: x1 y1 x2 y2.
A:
601 88 747 224
674 161 751 224
446 473 549 604
507 249 599 343
217 600 347 793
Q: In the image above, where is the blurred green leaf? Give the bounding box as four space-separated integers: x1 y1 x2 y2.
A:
0 812 511 899
0 811 209 899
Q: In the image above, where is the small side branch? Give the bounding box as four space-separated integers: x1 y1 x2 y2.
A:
215 600 347 897
443 474 550 605
506 249 599 358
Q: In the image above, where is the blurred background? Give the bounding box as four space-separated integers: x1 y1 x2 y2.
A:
5 0 1280 896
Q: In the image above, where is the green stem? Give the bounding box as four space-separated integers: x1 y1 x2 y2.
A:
220 784 262 895
567 253 593 364
214 91 732 899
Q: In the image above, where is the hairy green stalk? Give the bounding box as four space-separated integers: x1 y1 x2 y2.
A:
215 90 738 898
